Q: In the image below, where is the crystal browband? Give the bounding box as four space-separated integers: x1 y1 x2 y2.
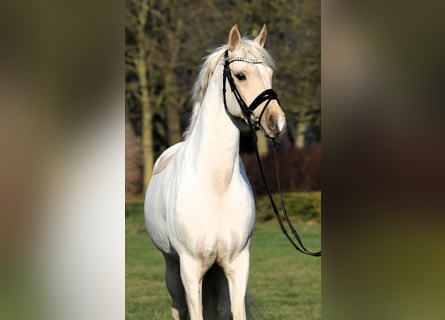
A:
227 56 263 64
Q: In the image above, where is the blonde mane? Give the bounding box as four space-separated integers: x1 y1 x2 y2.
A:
183 38 276 139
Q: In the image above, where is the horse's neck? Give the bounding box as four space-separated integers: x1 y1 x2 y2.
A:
185 66 241 190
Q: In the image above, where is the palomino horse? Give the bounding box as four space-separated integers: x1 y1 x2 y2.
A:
145 25 286 320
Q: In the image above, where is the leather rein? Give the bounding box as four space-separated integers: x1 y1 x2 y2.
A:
222 49 321 257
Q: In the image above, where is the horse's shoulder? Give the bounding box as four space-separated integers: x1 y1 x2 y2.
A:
153 142 184 175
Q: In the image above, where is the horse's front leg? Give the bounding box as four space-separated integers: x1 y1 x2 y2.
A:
223 247 250 320
179 254 206 320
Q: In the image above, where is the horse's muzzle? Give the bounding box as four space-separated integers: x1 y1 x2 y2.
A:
262 103 286 138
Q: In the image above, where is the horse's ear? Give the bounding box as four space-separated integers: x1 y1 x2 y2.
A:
254 25 267 47
228 24 241 51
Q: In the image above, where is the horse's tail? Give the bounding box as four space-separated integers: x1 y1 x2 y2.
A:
202 264 260 320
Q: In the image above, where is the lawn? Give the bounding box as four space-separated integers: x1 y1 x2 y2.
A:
126 192 321 319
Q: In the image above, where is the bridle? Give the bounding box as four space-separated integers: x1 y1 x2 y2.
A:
222 49 321 258
222 49 279 131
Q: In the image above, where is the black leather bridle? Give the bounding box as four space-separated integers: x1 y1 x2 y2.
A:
222 49 280 131
222 49 321 257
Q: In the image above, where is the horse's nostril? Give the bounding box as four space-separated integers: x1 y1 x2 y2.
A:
268 115 277 130
265 113 286 137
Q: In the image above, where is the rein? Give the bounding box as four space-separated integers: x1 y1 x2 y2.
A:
222 49 321 257
251 127 321 257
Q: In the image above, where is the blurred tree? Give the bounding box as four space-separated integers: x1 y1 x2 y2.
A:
126 0 166 189
126 0 153 190
151 0 185 145
264 0 321 148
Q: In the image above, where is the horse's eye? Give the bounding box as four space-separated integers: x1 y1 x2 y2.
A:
235 72 246 81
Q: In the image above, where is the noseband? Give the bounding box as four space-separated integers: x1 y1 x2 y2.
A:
222 50 280 130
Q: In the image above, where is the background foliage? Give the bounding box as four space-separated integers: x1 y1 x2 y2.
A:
125 0 320 196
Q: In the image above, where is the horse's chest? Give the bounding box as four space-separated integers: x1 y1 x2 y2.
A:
172 189 254 261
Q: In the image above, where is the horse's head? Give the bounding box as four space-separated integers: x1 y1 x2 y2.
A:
224 24 286 138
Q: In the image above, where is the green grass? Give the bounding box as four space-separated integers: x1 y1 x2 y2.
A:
126 192 321 319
